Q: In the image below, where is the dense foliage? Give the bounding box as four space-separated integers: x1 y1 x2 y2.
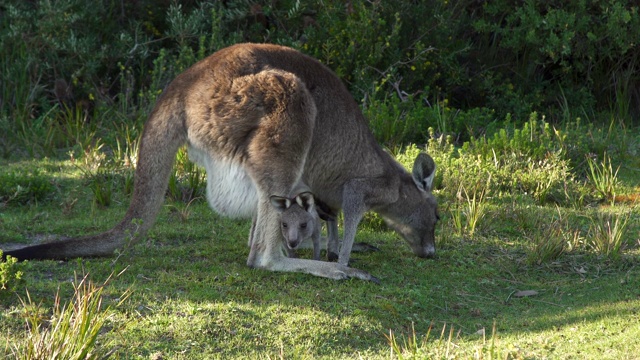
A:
1 2 639 358
1 0 638 156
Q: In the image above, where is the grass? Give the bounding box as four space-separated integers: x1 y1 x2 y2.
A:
9 272 130 359
0 113 639 358
587 152 621 204
0 152 639 358
587 213 631 260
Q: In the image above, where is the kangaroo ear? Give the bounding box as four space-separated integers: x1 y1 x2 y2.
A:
295 192 315 212
270 195 291 212
412 153 436 192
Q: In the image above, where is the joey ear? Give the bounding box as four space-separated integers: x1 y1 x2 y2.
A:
295 192 315 212
269 195 291 212
412 153 436 192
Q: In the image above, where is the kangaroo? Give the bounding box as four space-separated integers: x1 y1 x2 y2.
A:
271 194 370 263
270 192 324 260
1 43 439 281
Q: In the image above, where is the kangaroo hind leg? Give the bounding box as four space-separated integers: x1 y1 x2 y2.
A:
236 70 316 267
233 70 375 281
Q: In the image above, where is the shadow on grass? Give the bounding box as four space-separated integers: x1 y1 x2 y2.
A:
1 161 639 358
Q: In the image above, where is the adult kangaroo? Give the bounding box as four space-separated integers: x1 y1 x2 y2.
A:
2 43 439 281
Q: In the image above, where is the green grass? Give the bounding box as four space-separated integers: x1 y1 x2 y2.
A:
9 272 130 359
1 155 639 359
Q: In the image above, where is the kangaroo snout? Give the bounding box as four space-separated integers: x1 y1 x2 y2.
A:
417 249 436 259
414 243 436 259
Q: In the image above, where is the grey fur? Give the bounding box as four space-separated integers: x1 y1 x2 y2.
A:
1 43 438 282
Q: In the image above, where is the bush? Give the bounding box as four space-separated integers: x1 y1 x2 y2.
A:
472 0 640 122
366 95 496 146
398 113 578 205
1 0 638 155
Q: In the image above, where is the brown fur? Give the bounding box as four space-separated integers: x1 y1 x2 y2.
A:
2 43 439 281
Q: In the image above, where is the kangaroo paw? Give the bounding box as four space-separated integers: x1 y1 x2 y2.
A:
327 251 339 262
257 257 378 282
352 242 380 252
336 264 378 282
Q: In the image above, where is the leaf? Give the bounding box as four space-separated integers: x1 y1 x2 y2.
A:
513 290 538 298
574 267 588 274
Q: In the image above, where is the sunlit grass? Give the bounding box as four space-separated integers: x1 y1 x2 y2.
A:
587 212 631 260
8 272 130 360
587 152 620 204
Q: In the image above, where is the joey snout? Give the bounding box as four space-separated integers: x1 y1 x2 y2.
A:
282 223 303 249
287 239 301 249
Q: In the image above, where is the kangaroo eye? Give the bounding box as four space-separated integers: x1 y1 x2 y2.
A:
300 223 307 229
282 223 288 228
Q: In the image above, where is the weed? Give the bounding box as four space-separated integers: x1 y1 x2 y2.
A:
450 205 465 239
90 169 114 208
113 122 141 169
57 104 97 151
461 185 488 238
122 169 135 196
167 147 206 203
167 197 201 223
80 140 108 174
453 176 491 239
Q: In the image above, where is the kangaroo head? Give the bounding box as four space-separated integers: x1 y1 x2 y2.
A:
381 153 439 259
270 192 316 250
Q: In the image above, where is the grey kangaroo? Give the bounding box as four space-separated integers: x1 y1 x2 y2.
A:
1 43 439 281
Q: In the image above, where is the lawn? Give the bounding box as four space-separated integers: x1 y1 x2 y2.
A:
1 152 638 359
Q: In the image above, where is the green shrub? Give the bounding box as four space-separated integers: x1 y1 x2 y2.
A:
2 0 639 155
472 0 640 122
367 95 496 146
400 113 577 204
303 0 471 107
0 252 24 292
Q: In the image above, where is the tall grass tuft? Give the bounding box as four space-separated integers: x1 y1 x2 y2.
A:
167 147 206 203
587 213 630 260
450 176 491 239
90 169 114 208
586 152 620 204
526 216 568 265
10 272 130 360
386 321 502 359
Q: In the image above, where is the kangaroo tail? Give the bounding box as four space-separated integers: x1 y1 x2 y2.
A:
3 94 187 261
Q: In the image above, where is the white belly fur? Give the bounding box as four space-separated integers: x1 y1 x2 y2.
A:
188 145 257 219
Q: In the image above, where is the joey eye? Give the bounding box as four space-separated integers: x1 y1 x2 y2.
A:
282 223 288 228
